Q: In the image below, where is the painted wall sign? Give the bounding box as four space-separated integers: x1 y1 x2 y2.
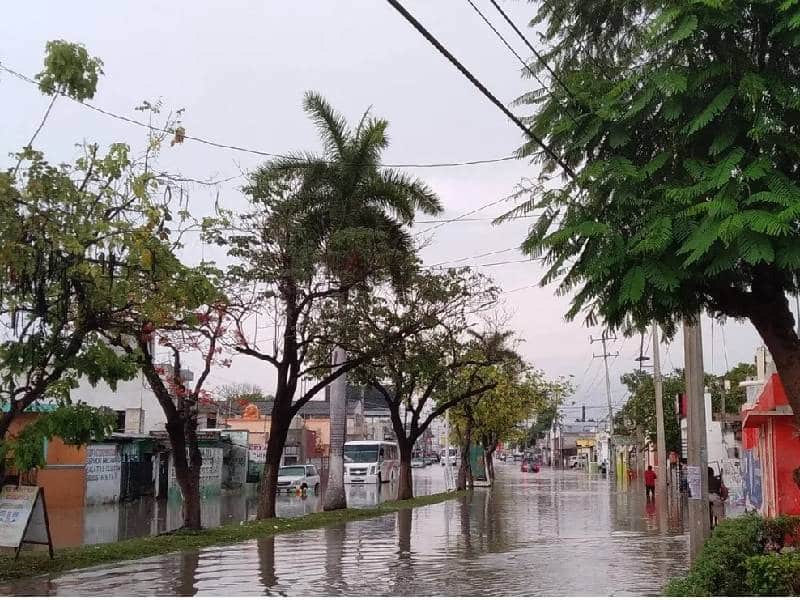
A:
168 447 223 496
0 485 53 558
85 444 122 505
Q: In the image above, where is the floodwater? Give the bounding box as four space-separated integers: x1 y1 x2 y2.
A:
1 464 690 596
45 470 444 549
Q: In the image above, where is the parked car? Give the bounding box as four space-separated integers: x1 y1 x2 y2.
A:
423 455 435 466
276 464 321 494
411 457 425 468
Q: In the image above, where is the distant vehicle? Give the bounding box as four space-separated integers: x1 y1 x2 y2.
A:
344 440 399 484
569 455 588 469
423 455 435 466
512 452 523 462
276 464 320 494
440 447 459 466
411 457 425 468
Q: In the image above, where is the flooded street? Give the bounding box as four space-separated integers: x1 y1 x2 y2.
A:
2 464 689 596
46 469 445 548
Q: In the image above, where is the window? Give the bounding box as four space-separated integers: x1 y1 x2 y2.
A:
114 411 126 433
206 413 217 429
344 444 379 463
279 466 305 477
306 466 316 476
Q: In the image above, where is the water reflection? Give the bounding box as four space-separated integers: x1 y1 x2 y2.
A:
46 469 445 548
2 465 689 596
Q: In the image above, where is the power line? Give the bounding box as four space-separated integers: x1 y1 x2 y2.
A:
384 0 577 179
414 195 513 237
428 246 518 267
485 0 580 107
0 61 519 170
464 0 579 125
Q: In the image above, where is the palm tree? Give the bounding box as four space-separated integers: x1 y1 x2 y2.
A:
261 92 442 510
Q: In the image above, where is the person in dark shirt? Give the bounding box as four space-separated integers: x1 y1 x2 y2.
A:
644 465 657 501
708 466 723 529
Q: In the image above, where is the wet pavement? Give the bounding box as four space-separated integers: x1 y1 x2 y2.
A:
46 468 444 548
1 464 689 596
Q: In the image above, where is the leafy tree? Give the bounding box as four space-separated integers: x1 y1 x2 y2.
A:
214 175 406 519
0 42 166 483
216 383 271 417
707 362 757 415
252 92 442 511
336 269 505 499
449 360 548 487
504 0 800 423
614 369 683 453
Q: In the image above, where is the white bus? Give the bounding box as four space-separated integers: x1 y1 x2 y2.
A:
440 447 459 466
343 440 399 485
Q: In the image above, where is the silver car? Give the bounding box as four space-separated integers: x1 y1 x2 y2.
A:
276 464 321 494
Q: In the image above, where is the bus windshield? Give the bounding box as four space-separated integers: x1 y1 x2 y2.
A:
344 444 379 463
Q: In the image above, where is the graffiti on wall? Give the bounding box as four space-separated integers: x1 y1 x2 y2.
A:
721 458 745 506
168 447 223 497
742 449 763 512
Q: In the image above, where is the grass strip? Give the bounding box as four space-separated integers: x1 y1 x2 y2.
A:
0 490 464 583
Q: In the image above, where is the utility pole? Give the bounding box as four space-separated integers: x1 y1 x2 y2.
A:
652 320 667 500
592 332 619 473
684 317 710 560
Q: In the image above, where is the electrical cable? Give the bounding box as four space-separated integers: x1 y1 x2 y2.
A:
464 0 579 125
0 61 519 170
485 0 580 107
383 0 577 179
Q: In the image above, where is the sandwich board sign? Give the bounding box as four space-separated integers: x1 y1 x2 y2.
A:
0 485 54 558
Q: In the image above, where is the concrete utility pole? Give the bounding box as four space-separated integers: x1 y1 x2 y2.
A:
652 320 667 500
592 332 618 472
683 317 710 560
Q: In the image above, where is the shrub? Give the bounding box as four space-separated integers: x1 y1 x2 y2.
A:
745 552 800 596
665 513 766 596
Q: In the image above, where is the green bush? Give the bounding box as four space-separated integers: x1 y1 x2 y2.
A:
745 552 800 596
665 513 767 596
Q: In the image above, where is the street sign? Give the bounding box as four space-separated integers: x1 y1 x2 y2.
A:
0 485 54 558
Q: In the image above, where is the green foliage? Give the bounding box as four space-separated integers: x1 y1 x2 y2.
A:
2 404 114 473
507 0 800 356
665 514 800 596
614 368 683 451
35 40 103 100
746 552 800 595
240 91 441 293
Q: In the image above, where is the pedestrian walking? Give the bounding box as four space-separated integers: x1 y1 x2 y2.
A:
644 465 657 501
708 466 723 530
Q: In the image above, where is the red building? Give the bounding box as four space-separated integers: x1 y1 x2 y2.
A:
741 373 800 516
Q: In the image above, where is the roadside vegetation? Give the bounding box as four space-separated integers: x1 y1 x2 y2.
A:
0 490 463 584
665 514 800 596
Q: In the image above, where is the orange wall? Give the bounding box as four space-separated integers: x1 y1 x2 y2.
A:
305 417 330 448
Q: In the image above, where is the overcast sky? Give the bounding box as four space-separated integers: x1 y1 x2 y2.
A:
2 1 773 420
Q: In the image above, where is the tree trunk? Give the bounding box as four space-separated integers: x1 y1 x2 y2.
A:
397 437 414 500
747 292 800 426
258 412 290 519
166 417 202 530
484 436 496 485
457 422 472 491
323 346 348 511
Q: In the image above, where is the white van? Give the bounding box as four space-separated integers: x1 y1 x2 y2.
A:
343 441 399 484
440 447 459 466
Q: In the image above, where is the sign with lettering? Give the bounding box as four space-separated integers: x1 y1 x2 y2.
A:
85 444 122 504
168 447 223 496
0 485 53 558
686 466 702 499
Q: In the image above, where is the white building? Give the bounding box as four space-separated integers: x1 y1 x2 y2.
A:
73 364 217 435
